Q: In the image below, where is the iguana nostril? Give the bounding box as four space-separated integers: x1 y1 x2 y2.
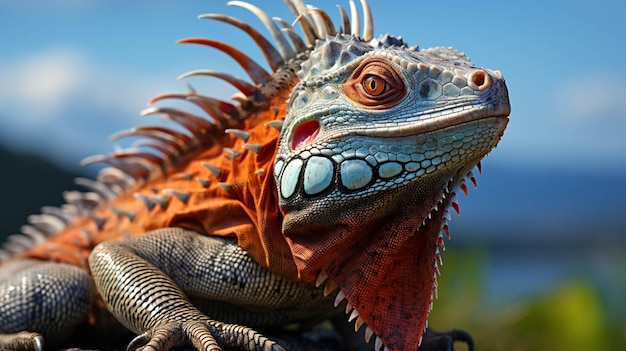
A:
468 70 492 91
291 120 321 150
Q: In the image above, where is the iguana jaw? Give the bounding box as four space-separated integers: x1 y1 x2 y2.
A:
280 115 508 351
283 174 437 349
287 164 478 351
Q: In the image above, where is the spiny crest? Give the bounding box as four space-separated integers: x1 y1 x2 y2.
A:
0 0 377 260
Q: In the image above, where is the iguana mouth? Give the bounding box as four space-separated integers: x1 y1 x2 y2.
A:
291 120 321 150
279 111 507 349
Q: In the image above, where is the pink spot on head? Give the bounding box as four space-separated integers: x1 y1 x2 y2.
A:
291 120 320 150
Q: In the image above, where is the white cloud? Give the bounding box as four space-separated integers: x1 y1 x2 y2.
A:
555 74 626 125
0 48 183 168
0 46 242 170
0 48 150 122
493 73 626 172
0 49 88 123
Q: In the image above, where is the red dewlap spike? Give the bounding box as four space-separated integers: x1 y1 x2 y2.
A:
459 182 469 197
451 201 460 215
443 224 450 239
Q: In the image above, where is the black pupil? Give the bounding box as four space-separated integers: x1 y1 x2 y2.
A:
366 76 383 94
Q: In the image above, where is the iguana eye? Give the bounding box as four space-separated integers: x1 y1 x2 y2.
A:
343 58 405 109
362 75 386 96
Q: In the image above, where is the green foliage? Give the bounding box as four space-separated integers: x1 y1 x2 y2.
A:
513 281 607 351
428 248 625 351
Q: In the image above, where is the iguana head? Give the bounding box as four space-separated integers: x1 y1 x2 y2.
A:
273 8 510 351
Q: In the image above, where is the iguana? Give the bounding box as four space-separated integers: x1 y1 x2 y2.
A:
0 1 510 351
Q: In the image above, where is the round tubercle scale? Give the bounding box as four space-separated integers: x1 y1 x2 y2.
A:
291 119 321 150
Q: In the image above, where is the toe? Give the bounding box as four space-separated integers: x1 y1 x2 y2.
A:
183 321 221 351
0 332 45 351
204 320 283 351
126 323 187 351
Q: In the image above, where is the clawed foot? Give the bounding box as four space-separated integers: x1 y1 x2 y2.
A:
0 332 44 351
126 319 284 351
419 329 473 351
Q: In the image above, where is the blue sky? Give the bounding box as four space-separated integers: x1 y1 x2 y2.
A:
1 0 625 175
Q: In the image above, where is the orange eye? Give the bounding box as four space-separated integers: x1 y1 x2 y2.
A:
363 75 386 96
343 59 405 109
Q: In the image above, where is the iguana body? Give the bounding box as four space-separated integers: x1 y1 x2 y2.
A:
0 1 510 351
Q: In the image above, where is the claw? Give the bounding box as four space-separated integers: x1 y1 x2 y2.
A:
0 332 45 351
127 333 150 351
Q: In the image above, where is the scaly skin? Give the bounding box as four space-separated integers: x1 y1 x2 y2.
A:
0 1 510 351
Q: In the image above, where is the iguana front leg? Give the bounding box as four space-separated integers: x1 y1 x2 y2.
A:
89 228 336 351
0 259 93 351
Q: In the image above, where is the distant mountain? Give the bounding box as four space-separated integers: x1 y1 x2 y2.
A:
451 163 626 247
0 146 81 239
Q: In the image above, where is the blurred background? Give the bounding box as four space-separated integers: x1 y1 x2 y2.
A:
0 1 624 350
